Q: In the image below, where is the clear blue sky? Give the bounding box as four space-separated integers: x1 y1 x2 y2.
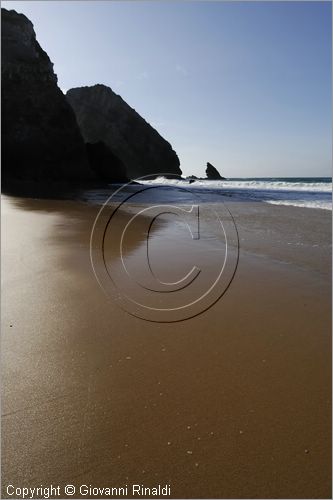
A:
3 1 332 177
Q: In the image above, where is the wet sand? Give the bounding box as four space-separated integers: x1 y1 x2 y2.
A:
1 195 331 499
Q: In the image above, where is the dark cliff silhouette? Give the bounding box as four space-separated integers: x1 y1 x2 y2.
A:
1 8 182 190
1 8 93 184
86 141 128 183
66 85 182 180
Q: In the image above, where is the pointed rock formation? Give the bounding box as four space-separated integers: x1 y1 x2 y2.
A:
1 8 93 183
206 162 225 180
66 84 182 179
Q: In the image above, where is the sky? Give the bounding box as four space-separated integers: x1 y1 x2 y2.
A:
3 1 332 178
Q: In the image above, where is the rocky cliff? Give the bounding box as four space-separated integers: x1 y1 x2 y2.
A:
86 141 128 182
1 8 93 183
66 85 182 179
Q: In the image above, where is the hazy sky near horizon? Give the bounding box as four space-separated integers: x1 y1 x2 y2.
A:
3 1 332 178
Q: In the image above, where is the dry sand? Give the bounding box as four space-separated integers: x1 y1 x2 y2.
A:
1 195 331 498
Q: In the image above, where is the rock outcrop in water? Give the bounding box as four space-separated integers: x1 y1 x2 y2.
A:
206 162 225 180
1 8 94 183
66 85 182 180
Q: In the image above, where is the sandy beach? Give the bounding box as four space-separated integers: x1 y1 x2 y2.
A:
1 193 331 499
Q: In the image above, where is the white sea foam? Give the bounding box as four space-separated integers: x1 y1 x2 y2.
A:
266 200 332 210
216 180 331 193
141 177 332 193
140 176 332 210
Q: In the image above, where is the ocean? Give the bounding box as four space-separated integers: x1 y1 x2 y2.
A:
80 176 332 211
139 176 332 211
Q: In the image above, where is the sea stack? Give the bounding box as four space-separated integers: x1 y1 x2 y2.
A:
66 84 182 180
206 162 225 180
1 8 93 183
